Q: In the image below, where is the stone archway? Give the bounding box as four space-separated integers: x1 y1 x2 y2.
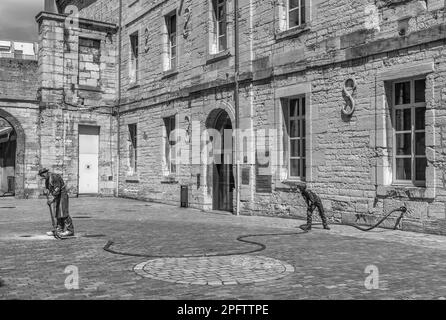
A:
204 101 236 130
205 108 235 212
0 109 26 198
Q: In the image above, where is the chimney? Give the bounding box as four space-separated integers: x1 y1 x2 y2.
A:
44 0 57 13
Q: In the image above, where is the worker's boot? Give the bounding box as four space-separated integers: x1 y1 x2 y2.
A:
59 217 75 237
318 209 330 230
300 224 312 231
46 229 62 237
59 230 74 237
300 208 313 231
46 225 62 236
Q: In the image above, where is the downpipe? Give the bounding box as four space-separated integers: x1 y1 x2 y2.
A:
115 0 123 198
234 0 241 216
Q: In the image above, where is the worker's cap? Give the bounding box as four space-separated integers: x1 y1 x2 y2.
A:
38 168 49 176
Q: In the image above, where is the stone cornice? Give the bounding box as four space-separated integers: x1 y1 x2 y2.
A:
35 11 118 33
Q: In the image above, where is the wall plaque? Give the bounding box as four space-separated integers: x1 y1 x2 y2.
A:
256 175 272 193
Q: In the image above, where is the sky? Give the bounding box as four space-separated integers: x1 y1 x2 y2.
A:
0 0 43 42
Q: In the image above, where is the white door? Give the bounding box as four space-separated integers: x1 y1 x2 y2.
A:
78 126 99 194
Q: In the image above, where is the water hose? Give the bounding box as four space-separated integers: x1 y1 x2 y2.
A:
103 206 408 259
335 206 407 232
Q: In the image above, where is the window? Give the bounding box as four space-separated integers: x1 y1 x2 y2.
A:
128 124 137 174
285 97 306 180
164 116 176 174
78 38 101 87
129 32 139 84
211 0 227 53
393 78 426 185
287 0 306 29
166 13 177 71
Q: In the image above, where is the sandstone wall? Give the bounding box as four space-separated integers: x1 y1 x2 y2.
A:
37 11 119 197
58 0 446 234
0 58 38 101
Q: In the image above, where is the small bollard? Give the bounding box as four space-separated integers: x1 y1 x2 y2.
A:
180 185 188 208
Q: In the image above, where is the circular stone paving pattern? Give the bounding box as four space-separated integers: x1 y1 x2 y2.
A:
134 255 295 286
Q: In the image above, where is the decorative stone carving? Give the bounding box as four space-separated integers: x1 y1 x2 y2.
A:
144 27 150 53
185 115 191 143
342 78 357 116
183 7 191 39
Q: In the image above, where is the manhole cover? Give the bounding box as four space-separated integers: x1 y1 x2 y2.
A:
19 235 32 238
134 255 294 286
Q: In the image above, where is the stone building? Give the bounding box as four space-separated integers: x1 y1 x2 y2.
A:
1 0 446 235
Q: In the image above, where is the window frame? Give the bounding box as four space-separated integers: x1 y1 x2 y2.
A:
164 115 177 175
129 31 139 84
285 96 306 181
78 37 101 87
287 0 306 30
128 123 138 174
165 12 177 71
392 77 426 187
212 0 227 53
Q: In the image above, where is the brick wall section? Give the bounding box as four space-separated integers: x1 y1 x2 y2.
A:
75 0 120 24
78 38 101 87
57 0 119 23
0 58 38 101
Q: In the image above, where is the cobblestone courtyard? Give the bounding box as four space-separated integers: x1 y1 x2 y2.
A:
0 197 445 300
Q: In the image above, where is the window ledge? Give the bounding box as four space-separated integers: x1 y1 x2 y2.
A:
377 185 434 200
206 50 231 65
161 177 179 184
128 84 140 90
275 179 306 191
77 85 102 92
376 0 412 9
128 0 139 7
125 173 139 183
162 69 179 79
275 25 310 42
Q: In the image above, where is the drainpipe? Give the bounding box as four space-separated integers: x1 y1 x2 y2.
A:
234 0 240 216
116 0 123 198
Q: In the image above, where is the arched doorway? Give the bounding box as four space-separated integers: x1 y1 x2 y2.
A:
0 118 16 196
0 109 25 198
211 110 235 212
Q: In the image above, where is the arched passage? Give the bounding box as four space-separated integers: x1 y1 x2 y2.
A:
0 109 25 198
205 108 235 212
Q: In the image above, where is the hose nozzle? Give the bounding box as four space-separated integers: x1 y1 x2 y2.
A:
399 206 407 213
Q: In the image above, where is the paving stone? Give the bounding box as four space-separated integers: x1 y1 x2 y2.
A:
0 198 445 299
